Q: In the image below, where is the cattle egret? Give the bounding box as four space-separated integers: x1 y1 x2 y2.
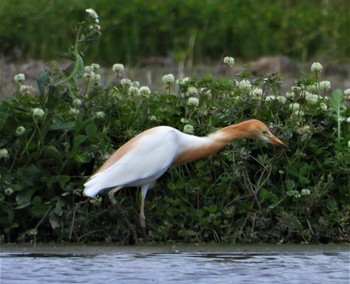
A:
84 119 286 230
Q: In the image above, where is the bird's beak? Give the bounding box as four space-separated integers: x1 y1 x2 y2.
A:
268 135 287 147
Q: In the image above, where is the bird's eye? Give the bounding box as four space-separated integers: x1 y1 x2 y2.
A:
262 130 270 135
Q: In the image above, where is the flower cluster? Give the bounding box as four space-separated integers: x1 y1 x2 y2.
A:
238 79 252 91
32 108 45 118
162 74 175 84
183 124 194 134
83 64 101 84
0 148 9 159
140 86 151 97
223 56 235 68
177 77 191 86
187 97 199 107
112 63 125 74
310 62 323 72
14 73 25 83
16 126 26 136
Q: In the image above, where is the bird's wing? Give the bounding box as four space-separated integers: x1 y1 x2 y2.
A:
83 126 180 197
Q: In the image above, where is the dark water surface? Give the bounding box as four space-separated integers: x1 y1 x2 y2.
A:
1 244 349 283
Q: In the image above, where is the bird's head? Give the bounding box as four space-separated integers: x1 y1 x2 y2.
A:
239 119 286 147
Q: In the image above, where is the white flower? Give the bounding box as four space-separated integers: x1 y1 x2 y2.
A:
301 189 311 196
223 56 235 67
307 83 318 92
112 63 125 73
84 66 94 73
91 63 100 71
276 96 287 104
69 108 80 115
291 110 305 118
32 108 45 118
265 95 276 102
187 97 199 107
86 8 99 21
346 117 350 123
251 88 263 97
162 74 175 84
89 24 101 31
180 118 188 124
149 115 158 121
128 86 140 96
311 62 323 72
92 73 101 84
285 91 295 99
16 126 26 136
4 187 13 196
183 124 194 134
95 111 106 118
304 91 319 105
291 85 301 93
83 69 99 82
177 77 191 85
344 88 350 95
0 148 9 159
140 86 151 97
289 103 300 111
239 79 252 90
73 98 82 107
14 73 25 83
348 140 350 148
319 103 328 111
297 125 311 134
20 85 32 94
187 86 198 96
132 81 140 88
318 81 331 91
120 78 132 87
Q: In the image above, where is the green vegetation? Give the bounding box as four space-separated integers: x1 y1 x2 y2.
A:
0 9 349 245
0 0 349 64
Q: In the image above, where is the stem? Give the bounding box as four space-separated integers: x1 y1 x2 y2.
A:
54 26 83 87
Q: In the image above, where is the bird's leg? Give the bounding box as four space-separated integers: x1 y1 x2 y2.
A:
108 186 123 205
140 184 150 239
108 186 138 243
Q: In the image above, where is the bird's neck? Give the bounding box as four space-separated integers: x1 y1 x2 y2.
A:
171 122 251 166
213 121 253 142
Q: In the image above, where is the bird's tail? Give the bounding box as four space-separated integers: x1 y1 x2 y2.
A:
83 175 108 197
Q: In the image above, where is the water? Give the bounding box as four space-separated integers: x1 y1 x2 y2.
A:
1 244 349 283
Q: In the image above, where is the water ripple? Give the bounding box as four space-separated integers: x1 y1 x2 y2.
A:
1 246 349 284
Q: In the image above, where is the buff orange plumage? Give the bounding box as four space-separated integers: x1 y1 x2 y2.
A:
83 119 285 229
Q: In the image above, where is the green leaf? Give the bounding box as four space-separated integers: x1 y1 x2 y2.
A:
50 121 76 131
31 196 50 218
330 89 344 143
73 135 87 149
43 145 62 163
204 204 217 213
85 122 98 143
15 189 35 209
49 212 61 229
37 70 49 96
25 228 38 236
286 179 296 191
286 190 299 197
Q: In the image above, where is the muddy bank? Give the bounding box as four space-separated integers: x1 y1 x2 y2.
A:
1 56 349 98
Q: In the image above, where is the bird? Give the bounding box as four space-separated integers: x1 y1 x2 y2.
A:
83 119 286 231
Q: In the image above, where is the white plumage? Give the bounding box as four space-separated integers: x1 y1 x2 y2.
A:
83 120 286 230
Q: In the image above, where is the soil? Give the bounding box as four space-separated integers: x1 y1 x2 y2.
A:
1 55 349 98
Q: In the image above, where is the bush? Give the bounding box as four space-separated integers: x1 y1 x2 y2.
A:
0 10 349 244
